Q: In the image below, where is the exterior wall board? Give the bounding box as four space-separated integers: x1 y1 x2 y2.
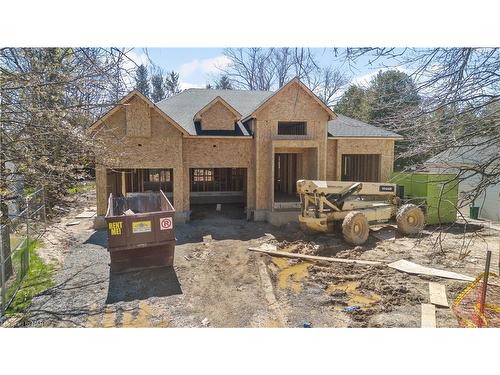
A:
335 138 395 181
254 81 330 211
126 96 151 137
199 101 238 131
92 84 397 226
326 139 338 180
93 102 184 216
182 138 255 211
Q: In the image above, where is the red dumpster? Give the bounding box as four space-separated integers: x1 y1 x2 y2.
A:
105 190 176 273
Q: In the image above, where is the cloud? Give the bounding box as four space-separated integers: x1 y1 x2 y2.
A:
179 81 205 90
178 55 231 80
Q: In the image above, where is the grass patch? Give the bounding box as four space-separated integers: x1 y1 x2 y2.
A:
5 240 56 317
67 181 96 195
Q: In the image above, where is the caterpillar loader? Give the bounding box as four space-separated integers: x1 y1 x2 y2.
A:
297 180 425 245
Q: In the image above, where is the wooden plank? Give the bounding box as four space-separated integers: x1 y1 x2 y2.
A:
75 210 96 218
248 245 382 266
421 304 436 328
429 282 449 307
388 259 474 282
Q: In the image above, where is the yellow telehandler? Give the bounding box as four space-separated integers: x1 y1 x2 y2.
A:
297 180 425 245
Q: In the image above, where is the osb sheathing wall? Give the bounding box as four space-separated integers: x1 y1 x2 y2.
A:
253 81 330 210
326 139 338 180
93 98 184 216
333 138 395 181
182 138 255 211
199 101 238 131
125 95 151 137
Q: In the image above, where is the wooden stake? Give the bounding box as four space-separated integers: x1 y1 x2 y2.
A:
479 250 492 315
248 246 382 266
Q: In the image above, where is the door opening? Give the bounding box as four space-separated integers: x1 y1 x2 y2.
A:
274 153 300 202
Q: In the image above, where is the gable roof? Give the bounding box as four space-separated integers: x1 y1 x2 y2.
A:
156 88 273 135
93 83 402 140
88 90 187 135
328 114 403 139
242 77 336 121
194 96 242 121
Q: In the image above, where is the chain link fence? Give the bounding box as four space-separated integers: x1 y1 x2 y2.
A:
1 187 46 318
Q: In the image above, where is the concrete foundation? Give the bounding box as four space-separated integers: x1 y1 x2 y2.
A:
266 210 301 226
253 209 268 222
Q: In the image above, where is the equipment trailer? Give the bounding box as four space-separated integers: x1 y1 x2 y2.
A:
297 180 425 245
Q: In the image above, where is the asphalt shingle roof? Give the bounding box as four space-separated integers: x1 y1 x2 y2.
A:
156 88 274 136
328 114 402 139
156 88 402 139
426 140 499 167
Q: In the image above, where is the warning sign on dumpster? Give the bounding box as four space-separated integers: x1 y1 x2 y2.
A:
132 220 152 233
160 217 173 230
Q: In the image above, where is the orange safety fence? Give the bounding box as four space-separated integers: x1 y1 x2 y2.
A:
452 272 500 328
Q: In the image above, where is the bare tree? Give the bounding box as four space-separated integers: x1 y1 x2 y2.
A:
309 66 349 107
222 48 346 104
272 48 295 88
343 48 500 207
0 48 133 215
222 48 276 91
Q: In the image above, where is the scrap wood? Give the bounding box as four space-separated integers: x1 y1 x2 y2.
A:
388 259 474 282
248 244 382 266
429 282 449 307
75 210 96 218
421 304 437 328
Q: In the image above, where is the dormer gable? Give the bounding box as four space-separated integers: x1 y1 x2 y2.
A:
194 96 241 131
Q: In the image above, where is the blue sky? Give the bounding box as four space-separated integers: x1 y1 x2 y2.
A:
130 48 402 90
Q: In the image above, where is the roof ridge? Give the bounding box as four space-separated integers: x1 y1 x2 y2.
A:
184 87 274 93
155 89 191 105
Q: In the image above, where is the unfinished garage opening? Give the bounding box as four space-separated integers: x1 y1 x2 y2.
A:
106 168 174 201
274 153 300 202
189 168 247 219
341 154 381 182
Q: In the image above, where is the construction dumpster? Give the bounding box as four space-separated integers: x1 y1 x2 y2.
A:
390 172 459 225
105 190 175 272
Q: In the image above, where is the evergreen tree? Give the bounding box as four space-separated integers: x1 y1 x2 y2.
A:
367 70 420 124
165 70 181 97
334 85 370 121
151 71 166 102
215 75 233 89
134 64 150 98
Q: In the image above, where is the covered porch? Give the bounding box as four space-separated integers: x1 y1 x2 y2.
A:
272 145 319 210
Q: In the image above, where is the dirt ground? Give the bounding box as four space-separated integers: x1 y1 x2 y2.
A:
10 190 500 328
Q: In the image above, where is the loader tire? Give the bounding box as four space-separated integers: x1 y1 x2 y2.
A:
396 204 425 235
342 211 369 245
